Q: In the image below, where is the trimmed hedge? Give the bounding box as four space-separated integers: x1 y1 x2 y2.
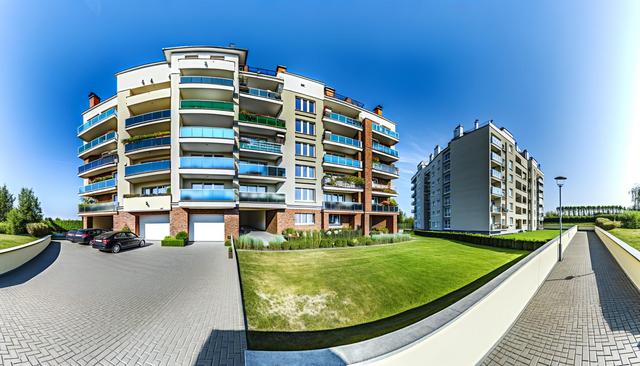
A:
161 235 186 247
237 233 411 251
595 217 622 230
413 230 549 251
44 218 82 231
543 215 618 223
620 211 640 229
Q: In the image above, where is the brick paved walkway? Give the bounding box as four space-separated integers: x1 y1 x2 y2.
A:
0 241 246 366
482 231 640 365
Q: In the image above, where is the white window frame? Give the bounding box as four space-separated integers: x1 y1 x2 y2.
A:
295 165 316 178
295 142 316 157
295 213 315 225
295 188 315 202
295 97 316 113
295 119 315 135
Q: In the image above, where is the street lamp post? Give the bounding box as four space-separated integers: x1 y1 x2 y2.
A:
555 176 567 261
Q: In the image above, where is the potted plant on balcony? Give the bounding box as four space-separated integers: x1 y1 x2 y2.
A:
389 198 398 206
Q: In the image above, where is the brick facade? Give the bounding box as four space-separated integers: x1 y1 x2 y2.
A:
114 211 136 233
170 207 188 236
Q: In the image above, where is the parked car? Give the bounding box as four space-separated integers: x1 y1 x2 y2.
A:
73 228 106 244
91 231 145 253
66 229 79 242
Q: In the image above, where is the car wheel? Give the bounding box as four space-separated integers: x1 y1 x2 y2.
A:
112 244 121 254
139 240 145 248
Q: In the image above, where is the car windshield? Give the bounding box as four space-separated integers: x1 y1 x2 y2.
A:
95 231 116 239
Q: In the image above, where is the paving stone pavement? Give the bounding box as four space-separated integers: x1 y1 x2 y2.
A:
482 231 640 366
0 240 246 366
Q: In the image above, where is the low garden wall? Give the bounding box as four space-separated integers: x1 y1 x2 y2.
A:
0 235 52 275
245 226 578 366
595 226 640 290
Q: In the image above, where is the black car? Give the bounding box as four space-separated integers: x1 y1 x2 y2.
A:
66 229 79 241
91 231 145 253
73 228 106 244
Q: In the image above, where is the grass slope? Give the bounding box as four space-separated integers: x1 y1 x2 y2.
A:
0 234 38 250
609 229 640 251
497 230 561 241
238 236 526 345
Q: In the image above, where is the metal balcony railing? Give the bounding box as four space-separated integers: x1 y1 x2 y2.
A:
125 110 171 128
331 92 365 108
78 131 117 154
372 204 399 213
78 107 117 134
240 86 280 100
323 201 363 211
78 155 117 175
323 111 362 129
241 66 277 76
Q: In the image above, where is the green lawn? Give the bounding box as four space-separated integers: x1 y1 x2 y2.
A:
497 230 562 241
609 229 640 251
0 234 38 250
238 236 527 350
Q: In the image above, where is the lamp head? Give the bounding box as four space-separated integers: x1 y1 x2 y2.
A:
554 176 567 187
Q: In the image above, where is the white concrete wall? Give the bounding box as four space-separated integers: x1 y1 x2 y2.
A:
0 236 52 275
595 226 640 291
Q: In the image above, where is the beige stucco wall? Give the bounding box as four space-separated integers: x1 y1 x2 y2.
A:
0 236 52 275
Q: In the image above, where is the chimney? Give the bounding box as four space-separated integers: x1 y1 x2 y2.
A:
373 105 383 116
429 153 433 162
88 92 101 108
474 119 479 130
454 124 464 139
434 145 441 156
324 86 335 98
276 65 287 74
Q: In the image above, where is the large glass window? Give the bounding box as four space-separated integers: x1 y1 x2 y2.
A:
329 214 341 226
295 97 316 113
295 119 315 135
240 185 267 193
295 188 315 201
191 182 224 190
141 185 169 196
323 193 345 202
295 142 316 157
295 165 316 178
295 213 315 225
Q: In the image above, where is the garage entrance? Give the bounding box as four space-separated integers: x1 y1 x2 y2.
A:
240 210 266 232
140 214 170 241
189 214 225 242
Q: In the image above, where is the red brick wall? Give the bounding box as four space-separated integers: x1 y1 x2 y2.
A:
369 214 398 233
82 216 92 229
280 209 322 232
114 212 136 233
170 207 188 236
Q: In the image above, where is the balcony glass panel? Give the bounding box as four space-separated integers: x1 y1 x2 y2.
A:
125 137 170 153
491 169 503 179
324 111 362 128
372 162 399 175
239 140 282 153
322 177 363 189
78 202 117 213
491 187 505 196
78 155 117 175
180 157 234 169
372 123 399 139
323 201 363 211
372 204 399 212
373 142 399 157
238 163 285 177
238 112 286 129
77 107 116 134
78 131 117 154
125 110 171 128
239 192 285 203
180 189 235 201
180 127 234 139
242 66 277 76
125 160 170 176
180 76 234 87
325 133 362 148
241 87 280 100
180 100 234 112
491 152 503 164
323 154 362 169
79 178 116 194
491 135 502 147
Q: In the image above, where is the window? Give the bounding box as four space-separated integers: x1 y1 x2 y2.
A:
295 142 316 157
508 160 513 171
295 119 315 135
142 185 169 196
509 188 514 197
329 214 341 226
295 213 315 225
509 174 514 183
191 182 224 190
323 193 345 202
509 145 513 153
295 97 315 113
510 217 514 225
509 203 514 211
295 188 315 201
295 165 316 178
240 185 267 193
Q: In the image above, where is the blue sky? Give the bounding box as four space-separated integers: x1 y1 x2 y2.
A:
0 0 638 218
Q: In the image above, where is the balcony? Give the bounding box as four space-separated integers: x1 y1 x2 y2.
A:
371 204 399 213
323 201 363 211
491 169 503 180
239 139 282 159
239 86 282 115
79 178 116 195
238 112 286 134
323 111 362 136
125 160 170 183
323 154 362 172
372 162 399 178
78 154 117 178
373 141 399 161
181 76 233 87
78 107 117 140
323 133 362 154
78 131 117 158
78 201 118 214
180 100 235 119
239 163 286 183
180 76 234 101
179 157 235 179
328 92 365 109
372 183 398 197
490 186 505 197
240 86 280 100
322 177 364 193
126 88 170 114
180 189 235 202
124 136 171 157
239 192 286 204
125 110 171 134
371 123 399 144
491 136 503 149
179 127 235 153
491 152 503 165
241 66 278 77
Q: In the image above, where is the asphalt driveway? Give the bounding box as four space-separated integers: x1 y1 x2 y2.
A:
0 240 246 366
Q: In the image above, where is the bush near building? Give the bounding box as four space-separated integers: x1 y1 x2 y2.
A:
161 231 188 247
413 230 560 251
595 217 622 230
26 223 51 237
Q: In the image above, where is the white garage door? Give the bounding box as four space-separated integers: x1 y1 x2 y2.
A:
189 214 225 242
140 215 170 241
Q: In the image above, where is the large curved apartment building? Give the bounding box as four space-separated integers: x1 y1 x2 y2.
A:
77 46 400 241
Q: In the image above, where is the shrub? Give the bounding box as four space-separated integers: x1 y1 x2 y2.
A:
268 241 283 250
237 235 264 250
0 222 8 234
121 224 131 232
161 235 186 247
320 238 333 248
595 217 621 230
44 218 82 231
224 239 231 247
282 228 297 237
175 231 188 240
414 230 548 251
6 209 25 234
26 222 51 237
335 238 347 247
620 211 640 229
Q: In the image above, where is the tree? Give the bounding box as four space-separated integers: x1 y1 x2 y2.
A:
632 185 640 210
17 188 43 224
0 184 14 222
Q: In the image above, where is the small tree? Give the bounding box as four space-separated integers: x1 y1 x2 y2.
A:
6 209 25 234
0 184 14 222
17 188 43 224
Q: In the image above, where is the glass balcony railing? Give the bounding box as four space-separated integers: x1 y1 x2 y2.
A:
238 163 286 177
180 127 234 139
491 186 505 196
241 66 277 76
125 136 170 153
373 142 399 157
491 152 503 164
77 107 116 134
325 133 362 148
240 86 280 100
372 123 399 139
78 155 117 175
78 201 117 213
125 160 170 176
238 112 286 129
491 136 503 148
372 204 399 213
79 178 116 194
180 157 234 170
324 111 362 129
322 177 363 189
239 192 285 203
180 100 234 112
323 201 363 211
491 169 503 179
180 189 236 202
323 154 362 169
240 140 282 154
180 76 234 87
125 110 171 128
373 162 399 175
78 131 117 155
